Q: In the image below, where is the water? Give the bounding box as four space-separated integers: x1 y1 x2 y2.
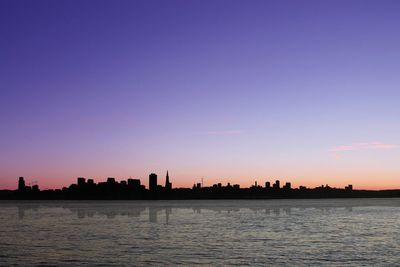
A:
1 199 400 266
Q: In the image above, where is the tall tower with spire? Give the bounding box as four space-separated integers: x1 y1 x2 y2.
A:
165 171 172 190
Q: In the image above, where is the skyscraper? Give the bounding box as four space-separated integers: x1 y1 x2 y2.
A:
284 182 291 189
165 171 172 190
273 180 280 189
18 177 25 191
149 173 157 191
265 181 271 189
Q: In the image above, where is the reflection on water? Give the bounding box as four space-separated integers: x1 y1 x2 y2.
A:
1 199 400 266
13 198 400 220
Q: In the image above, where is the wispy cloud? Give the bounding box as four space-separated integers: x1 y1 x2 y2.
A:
330 142 400 158
198 130 243 136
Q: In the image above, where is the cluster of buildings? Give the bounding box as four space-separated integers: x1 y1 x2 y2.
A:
17 171 173 193
14 173 354 200
252 180 292 190
18 177 39 193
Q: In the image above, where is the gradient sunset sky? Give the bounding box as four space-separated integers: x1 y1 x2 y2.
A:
1 0 400 190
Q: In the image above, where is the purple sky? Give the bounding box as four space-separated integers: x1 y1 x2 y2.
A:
1 0 400 189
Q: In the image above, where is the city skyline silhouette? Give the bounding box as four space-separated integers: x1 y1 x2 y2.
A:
3 172 400 200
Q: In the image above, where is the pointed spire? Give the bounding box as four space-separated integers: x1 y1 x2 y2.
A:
165 170 171 190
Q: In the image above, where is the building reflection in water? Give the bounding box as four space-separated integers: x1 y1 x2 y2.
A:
9 199 398 223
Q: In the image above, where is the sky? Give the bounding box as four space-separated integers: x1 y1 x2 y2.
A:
1 0 400 190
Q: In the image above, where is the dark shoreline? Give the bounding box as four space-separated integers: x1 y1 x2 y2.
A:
2 188 400 200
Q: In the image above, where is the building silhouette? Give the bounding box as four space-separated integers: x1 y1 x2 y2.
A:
128 178 141 190
284 182 291 190
265 181 271 189
149 173 157 191
18 177 25 191
165 171 172 191
107 177 116 184
77 177 86 187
